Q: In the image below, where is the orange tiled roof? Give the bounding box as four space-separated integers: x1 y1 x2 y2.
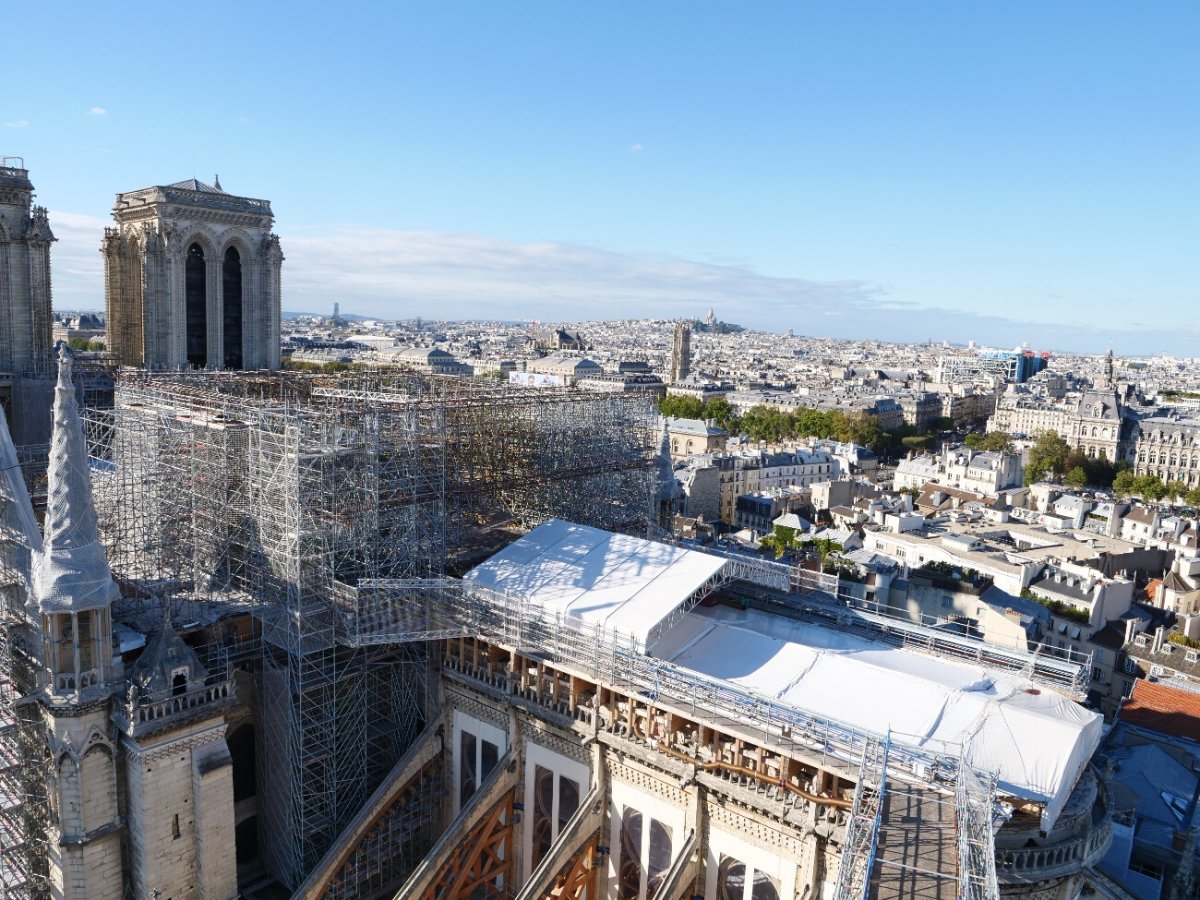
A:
1122 679 1200 742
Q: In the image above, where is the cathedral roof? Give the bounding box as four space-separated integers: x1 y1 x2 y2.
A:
167 177 228 195
34 346 120 614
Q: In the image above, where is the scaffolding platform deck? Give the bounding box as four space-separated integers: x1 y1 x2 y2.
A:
869 785 959 900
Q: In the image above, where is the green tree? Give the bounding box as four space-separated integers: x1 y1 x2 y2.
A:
1165 480 1189 502
759 524 799 559
1112 470 1136 498
901 434 934 452
85 340 105 351
794 408 839 439
700 398 739 432
1186 486 1200 508
810 536 843 562
1064 467 1088 490
835 412 887 453
1132 474 1167 501
740 405 790 442
658 395 704 419
1023 431 1071 485
67 336 90 351
966 431 1015 454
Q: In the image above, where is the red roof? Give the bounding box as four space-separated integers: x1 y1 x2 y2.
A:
1122 680 1200 742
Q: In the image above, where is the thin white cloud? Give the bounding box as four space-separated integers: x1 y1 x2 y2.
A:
42 211 1200 354
88 107 107 116
630 143 644 154
4 119 28 128
45 211 108 308
279 227 883 327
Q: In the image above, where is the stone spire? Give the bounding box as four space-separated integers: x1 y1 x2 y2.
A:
34 345 119 613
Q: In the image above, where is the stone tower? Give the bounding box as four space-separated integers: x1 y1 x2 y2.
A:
102 177 282 370
0 158 55 440
33 346 239 900
670 322 691 384
35 347 124 900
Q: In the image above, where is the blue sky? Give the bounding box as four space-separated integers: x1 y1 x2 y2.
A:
4 2 1197 354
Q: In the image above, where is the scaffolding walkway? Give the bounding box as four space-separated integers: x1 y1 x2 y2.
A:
832 738 998 900
868 785 959 900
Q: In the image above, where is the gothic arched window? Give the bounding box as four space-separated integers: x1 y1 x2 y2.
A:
186 243 207 367
223 247 243 368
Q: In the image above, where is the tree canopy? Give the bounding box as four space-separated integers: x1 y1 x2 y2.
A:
965 431 1015 454
1023 431 1072 485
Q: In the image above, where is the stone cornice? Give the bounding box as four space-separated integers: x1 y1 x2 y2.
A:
114 205 273 231
121 718 229 762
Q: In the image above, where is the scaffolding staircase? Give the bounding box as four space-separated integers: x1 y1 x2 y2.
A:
833 734 889 900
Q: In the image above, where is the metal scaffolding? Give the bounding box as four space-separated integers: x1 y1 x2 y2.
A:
81 368 659 891
832 735 889 900
1 421 48 900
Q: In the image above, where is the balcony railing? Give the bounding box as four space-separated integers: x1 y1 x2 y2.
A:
116 681 233 734
996 815 1112 883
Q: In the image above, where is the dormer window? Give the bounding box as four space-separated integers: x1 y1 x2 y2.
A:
171 667 188 696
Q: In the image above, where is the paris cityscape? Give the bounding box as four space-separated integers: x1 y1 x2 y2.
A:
2 4 1198 900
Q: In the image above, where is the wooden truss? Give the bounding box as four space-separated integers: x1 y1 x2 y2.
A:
421 787 516 899
547 840 598 899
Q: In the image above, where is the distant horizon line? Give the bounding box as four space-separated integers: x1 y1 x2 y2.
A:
50 306 1186 359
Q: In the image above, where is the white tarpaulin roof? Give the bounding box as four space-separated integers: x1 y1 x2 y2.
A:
652 604 1102 829
465 519 728 644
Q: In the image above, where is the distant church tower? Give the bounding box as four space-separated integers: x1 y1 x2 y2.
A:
102 177 282 370
670 322 691 384
0 159 55 440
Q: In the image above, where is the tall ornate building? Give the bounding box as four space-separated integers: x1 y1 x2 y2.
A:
102 177 282 370
0 159 55 440
669 322 690 383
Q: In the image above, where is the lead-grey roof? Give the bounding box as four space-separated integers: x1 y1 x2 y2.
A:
167 177 227 194
129 623 209 697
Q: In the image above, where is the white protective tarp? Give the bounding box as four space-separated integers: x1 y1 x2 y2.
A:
465 519 727 645
652 604 1102 829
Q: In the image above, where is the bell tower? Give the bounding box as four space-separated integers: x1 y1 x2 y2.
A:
35 346 124 900
0 158 55 443
102 177 282 371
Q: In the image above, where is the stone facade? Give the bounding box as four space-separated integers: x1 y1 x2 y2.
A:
1131 413 1200 489
989 386 1128 461
0 162 53 376
123 720 237 900
102 178 282 370
0 161 54 441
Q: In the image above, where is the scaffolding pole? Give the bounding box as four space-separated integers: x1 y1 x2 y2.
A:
84 369 658 891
